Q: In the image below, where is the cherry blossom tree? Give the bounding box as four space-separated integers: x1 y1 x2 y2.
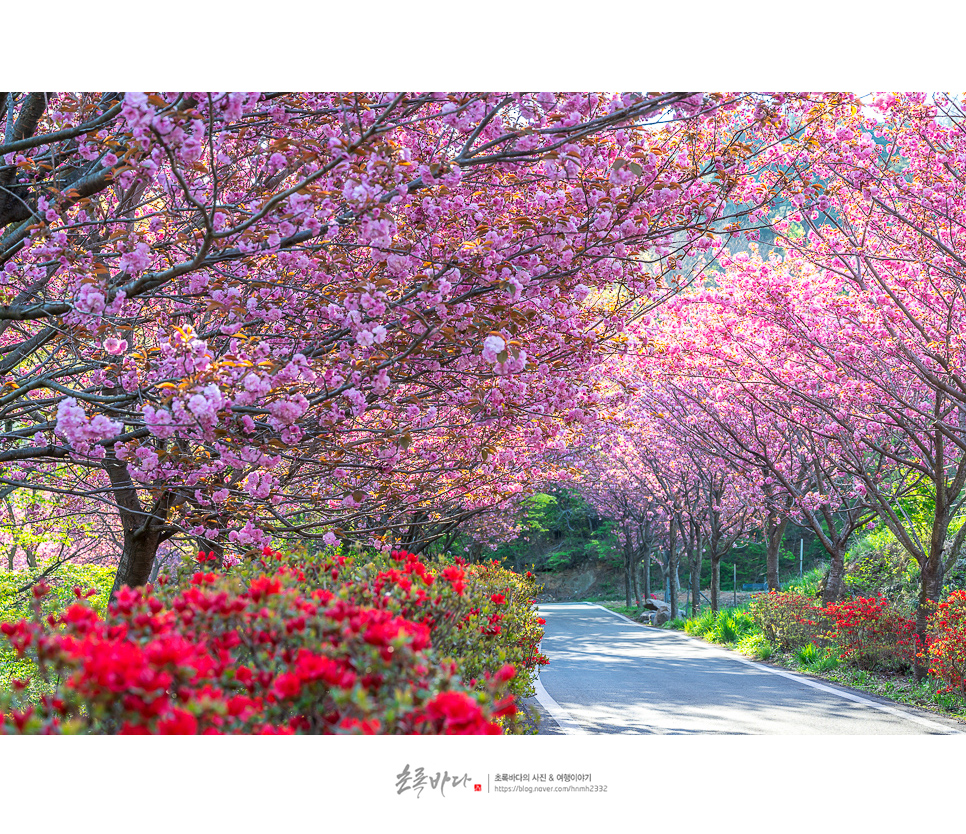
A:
574 391 753 615
575 428 664 608
632 302 882 604
0 91 836 595
690 244 966 675
726 89 966 670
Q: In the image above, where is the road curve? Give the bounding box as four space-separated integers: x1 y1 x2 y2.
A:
532 602 964 735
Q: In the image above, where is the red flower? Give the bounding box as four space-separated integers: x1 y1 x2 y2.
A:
494 663 515 683
73 586 97 600
441 566 466 595
493 697 517 719
157 709 198 735
226 695 261 719
337 717 382 734
248 575 283 602
272 672 302 700
9 708 34 732
294 650 356 689
424 692 500 735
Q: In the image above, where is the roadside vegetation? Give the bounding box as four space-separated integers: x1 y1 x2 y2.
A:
648 568 966 720
1 548 547 734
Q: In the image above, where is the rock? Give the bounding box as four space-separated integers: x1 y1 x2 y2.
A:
642 597 672 614
636 597 676 626
634 608 671 626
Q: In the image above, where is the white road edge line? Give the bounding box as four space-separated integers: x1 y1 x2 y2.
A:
565 602 963 735
533 673 588 735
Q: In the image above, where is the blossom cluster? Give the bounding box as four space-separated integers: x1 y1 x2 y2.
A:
54 398 123 460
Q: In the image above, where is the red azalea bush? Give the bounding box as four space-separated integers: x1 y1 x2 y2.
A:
0 546 534 735
453 561 549 700
927 590 966 694
748 591 830 650
824 595 917 672
273 548 548 708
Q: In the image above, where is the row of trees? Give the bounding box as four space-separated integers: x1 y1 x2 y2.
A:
572 93 966 680
2 91 849 596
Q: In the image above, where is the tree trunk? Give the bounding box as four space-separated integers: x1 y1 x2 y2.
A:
913 477 954 681
3 498 19 570
690 560 701 616
637 521 651 604
821 546 847 605
710 555 721 614
112 527 167 597
668 518 679 620
631 551 641 605
765 514 788 592
622 523 632 608
643 548 651 599
915 553 945 682
690 531 703 616
468 541 483 563
624 558 632 607
105 451 175 600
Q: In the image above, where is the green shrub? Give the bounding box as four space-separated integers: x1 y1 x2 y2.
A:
794 642 841 673
811 652 841 673
782 565 827 599
736 632 774 660
843 540 920 610
796 643 820 665
680 607 756 645
717 608 755 643
709 612 736 644
685 609 716 637
748 591 830 650
1 561 114 699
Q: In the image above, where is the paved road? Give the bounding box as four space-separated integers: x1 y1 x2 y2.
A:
532 602 965 735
